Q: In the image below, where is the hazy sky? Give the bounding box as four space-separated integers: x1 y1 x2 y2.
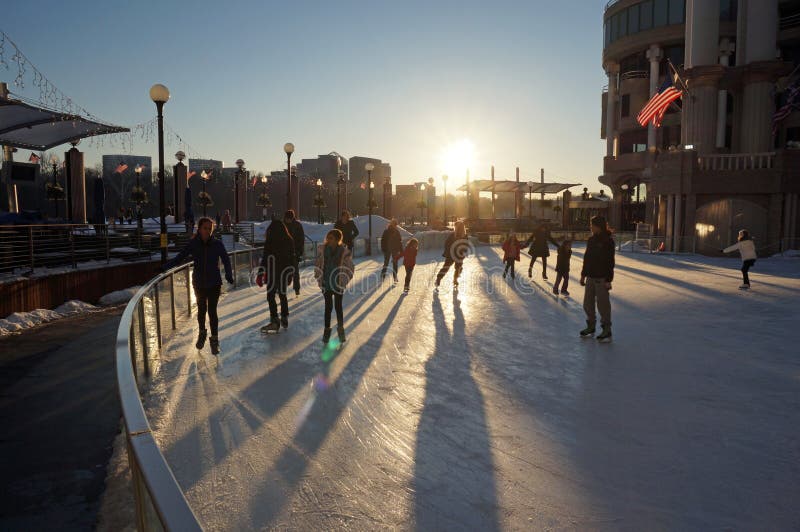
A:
3 0 607 188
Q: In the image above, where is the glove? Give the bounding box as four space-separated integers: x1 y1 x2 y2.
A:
256 273 264 287
226 274 234 285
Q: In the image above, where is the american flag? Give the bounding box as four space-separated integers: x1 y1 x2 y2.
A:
115 163 128 174
29 153 40 163
187 170 196 179
360 182 366 190
772 79 800 135
637 79 683 127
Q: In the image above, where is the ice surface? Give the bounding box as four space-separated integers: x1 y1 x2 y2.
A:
140 245 800 529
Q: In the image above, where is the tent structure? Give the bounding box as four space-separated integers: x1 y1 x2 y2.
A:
0 97 128 150
456 179 581 194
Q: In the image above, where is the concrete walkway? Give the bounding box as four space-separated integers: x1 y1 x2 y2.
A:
0 308 123 531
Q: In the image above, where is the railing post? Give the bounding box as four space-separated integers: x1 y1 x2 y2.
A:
153 285 162 349
169 273 176 330
70 230 77 269
185 267 192 316
105 226 110 263
28 226 34 273
138 301 149 377
232 250 237 288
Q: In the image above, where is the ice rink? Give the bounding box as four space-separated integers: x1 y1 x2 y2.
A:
142 244 800 530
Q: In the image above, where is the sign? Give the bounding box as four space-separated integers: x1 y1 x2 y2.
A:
160 233 168 248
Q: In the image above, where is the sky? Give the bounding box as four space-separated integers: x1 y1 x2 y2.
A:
2 0 608 189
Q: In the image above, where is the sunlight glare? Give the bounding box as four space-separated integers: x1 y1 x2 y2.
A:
439 139 476 183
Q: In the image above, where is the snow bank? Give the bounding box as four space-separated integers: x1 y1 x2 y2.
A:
411 230 453 251
98 286 141 306
54 300 98 315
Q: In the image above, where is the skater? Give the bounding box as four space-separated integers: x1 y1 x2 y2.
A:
435 220 469 290
334 210 359 251
523 222 558 279
314 229 355 344
284 209 305 296
722 229 757 289
258 216 296 333
221 209 231 232
164 216 234 355
553 240 572 296
380 218 403 282
501 232 521 279
402 237 419 291
579 216 615 342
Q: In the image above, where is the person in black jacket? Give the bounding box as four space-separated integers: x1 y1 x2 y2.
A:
523 222 559 279
380 219 403 282
258 218 296 333
435 220 469 290
284 210 305 296
553 239 572 296
163 216 233 355
579 216 615 342
334 210 359 251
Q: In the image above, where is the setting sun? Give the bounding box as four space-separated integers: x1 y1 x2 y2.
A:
439 139 476 182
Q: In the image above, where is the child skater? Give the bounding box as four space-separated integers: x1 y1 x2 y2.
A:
501 232 521 279
722 229 757 289
314 229 355 344
435 220 470 290
553 239 572 296
579 216 615 342
402 237 419 292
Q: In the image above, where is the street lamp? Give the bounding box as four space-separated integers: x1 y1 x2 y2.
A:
200 170 210 216
316 178 323 224
284 143 294 213
134 164 145 232
47 155 63 219
149 83 170 263
528 181 534 219
442 174 448 226
257 176 271 221
335 156 344 216
235 158 245 223
419 183 426 223
365 162 374 255
427 177 434 225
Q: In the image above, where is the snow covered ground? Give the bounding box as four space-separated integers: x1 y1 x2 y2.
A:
140 245 799 529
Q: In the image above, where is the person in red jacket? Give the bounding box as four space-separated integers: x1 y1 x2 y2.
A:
401 238 419 292
501 232 521 279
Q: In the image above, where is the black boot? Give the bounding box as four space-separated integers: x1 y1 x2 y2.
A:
210 336 220 355
337 325 346 343
281 315 289 329
579 321 596 337
322 327 332 344
596 325 612 343
196 329 207 349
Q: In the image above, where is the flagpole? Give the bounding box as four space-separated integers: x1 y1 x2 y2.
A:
667 59 689 94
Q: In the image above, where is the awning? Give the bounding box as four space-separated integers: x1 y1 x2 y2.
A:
456 179 581 194
0 98 128 150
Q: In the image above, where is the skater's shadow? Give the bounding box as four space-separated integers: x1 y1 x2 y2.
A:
411 291 500 530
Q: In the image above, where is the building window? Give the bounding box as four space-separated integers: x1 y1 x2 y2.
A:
629 4 640 33
668 0 685 24
654 0 668 27
619 9 628 37
604 21 611 47
611 13 619 41
621 94 631 117
640 0 653 30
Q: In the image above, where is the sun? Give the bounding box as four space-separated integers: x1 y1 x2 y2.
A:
439 139 476 181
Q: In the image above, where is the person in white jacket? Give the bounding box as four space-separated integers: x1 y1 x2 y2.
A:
722 229 757 289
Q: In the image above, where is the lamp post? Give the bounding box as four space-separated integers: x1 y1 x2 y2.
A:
335 156 344 216
528 181 534 219
427 177 434 225
175 150 185 224
201 170 209 216
284 143 294 213
442 174 448 226
365 162 374 255
235 158 245 223
49 155 60 219
316 178 323 224
149 83 170 263
419 183 426 223
134 164 145 232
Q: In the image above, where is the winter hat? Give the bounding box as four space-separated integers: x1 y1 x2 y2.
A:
590 216 607 229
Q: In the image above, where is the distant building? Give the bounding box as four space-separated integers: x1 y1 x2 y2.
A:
348 156 391 216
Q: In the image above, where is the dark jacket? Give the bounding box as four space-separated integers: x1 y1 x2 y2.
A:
443 233 470 262
555 244 572 274
581 233 615 282
524 225 558 258
165 236 233 289
380 226 403 255
261 221 296 289
334 219 359 247
286 219 305 260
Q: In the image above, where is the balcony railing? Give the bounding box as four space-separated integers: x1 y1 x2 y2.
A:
780 13 800 30
620 70 649 81
698 152 775 171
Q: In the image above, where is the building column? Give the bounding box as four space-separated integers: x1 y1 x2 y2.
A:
606 63 619 157
666 194 675 250
768 193 784 254
716 39 735 148
684 194 697 252
65 146 86 223
673 194 683 252
646 45 663 151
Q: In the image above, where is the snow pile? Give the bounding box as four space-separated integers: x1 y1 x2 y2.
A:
98 286 141 306
54 300 98 315
412 230 453 251
0 309 63 334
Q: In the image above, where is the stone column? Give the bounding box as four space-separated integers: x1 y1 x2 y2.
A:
673 194 683 252
646 45 663 150
685 0 720 68
684 194 697 251
65 146 86 223
716 39 735 148
606 63 619 157
682 66 725 153
666 194 675 250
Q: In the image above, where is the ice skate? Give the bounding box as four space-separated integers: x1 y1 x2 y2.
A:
542 271 548 280
322 327 332 344
579 321 596 338
195 329 207 349
596 325 612 343
552 286 559 295
280 316 289 329
261 322 280 334
337 325 346 343
560 289 570 296
209 336 220 355
739 283 750 290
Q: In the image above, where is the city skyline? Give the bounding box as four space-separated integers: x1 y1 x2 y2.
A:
1 0 607 188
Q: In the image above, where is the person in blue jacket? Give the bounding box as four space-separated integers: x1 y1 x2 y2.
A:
164 216 233 355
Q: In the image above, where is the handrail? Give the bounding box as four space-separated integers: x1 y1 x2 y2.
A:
115 247 254 530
